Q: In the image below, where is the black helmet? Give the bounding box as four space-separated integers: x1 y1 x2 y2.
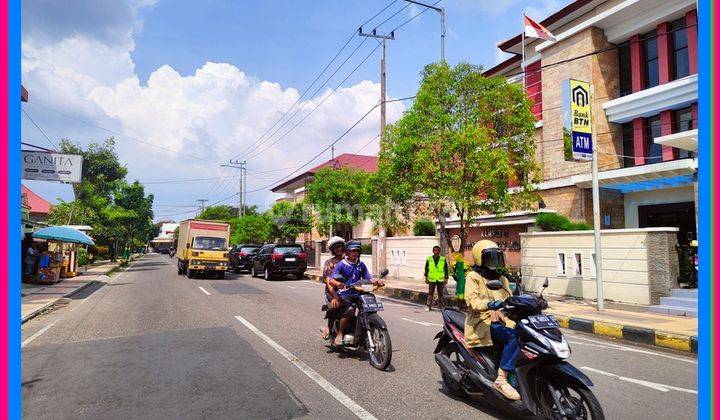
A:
346 240 362 253
481 247 506 271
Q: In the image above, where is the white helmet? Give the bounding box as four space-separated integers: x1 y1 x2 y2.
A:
327 236 346 252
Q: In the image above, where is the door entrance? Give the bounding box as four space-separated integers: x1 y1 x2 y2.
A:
638 202 696 245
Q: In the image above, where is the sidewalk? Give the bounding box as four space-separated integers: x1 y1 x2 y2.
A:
21 255 140 323
306 268 698 354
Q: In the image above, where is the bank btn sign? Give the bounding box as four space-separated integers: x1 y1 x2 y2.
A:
569 79 593 161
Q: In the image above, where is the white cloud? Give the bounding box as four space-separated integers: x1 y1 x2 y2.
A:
21 0 404 220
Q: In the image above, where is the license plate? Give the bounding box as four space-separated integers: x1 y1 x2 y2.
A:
285 257 296 262
206 265 216 270
360 295 384 312
528 315 559 329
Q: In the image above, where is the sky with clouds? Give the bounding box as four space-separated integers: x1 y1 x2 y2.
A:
21 0 564 221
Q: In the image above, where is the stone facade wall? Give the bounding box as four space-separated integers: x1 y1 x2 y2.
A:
582 188 626 228
539 26 623 182
646 232 680 304
539 186 587 223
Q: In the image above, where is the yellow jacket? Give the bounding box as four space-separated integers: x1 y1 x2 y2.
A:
463 270 515 347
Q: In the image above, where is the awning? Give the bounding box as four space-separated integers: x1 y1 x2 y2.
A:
574 159 696 190
655 129 697 152
33 226 95 245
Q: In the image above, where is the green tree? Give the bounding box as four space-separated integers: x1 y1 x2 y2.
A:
48 139 155 260
377 62 540 250
229 214 273 244
305 167 368 234
197 205 235 221
269 201 311 242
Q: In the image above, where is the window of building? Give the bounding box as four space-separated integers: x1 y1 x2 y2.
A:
671 17 690 80
674 106 694 159
643 30 659 89
589 253 597 278
618 44 632 96
645 115 663 164
622 122 635 167
573 253 583 277
556 252 566 276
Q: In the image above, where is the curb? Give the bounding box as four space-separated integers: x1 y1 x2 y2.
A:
21 255 141 324
306 272 697 354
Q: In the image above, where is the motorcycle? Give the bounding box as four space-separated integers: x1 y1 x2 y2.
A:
169 248 176 257
323 269 392 371
433 277 605 419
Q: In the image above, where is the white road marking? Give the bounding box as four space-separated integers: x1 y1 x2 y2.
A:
566 334 697 364
23 257 145 346
287 286 297 289
234 315 377 420
401 317 443 327
22 320 59 348
581 367 697 394
198 286 211 295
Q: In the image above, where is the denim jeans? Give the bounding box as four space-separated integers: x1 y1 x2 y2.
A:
490 323 520 371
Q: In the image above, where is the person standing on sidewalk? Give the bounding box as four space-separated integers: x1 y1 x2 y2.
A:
424 245 448 311
23 242 39 280
449 250 469 303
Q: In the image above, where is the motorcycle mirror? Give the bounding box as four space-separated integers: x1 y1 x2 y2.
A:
486 279 504 290
542 277 549 288
379 269 389 278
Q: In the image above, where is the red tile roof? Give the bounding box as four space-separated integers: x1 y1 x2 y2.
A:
271 153 378 193
21 184 52 215
308 153 378 173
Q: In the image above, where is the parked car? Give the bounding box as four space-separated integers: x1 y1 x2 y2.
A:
229 244 261 273
251 243 307 280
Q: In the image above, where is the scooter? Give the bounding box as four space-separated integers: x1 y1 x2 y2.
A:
323 269 392 371
433 277 605 419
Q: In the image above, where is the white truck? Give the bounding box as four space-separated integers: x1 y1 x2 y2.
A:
176 219 231 279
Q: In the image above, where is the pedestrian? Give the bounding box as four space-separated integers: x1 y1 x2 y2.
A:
424 245 448 311
449 250 469 306
23 242 39 280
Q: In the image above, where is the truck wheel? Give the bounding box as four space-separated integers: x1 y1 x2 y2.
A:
217 271 225 280
187 269 194 279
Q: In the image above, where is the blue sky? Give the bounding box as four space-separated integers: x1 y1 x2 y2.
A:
21 0 563 220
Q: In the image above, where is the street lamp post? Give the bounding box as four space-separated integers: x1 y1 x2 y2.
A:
403 0 445 62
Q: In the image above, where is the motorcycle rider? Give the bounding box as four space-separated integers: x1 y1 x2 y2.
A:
464 240 521 401
322 236 346 339
330 240 384 347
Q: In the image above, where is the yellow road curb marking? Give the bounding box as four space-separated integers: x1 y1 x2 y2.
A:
655 332 691 352
593 321 623 339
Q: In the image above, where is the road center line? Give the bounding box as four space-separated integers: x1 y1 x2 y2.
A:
567 334 697 364
234 315 377 420
22 320 59 348
198 286 211 295
401 317 443 327
581 366 697 394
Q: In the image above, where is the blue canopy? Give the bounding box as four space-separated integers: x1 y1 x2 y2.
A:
33 226 95 246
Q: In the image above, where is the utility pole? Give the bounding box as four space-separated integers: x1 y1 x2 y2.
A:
592 144 604 311
222 160 247 217
359 27 395 273
404 0 445 62
196 199 208 216
404 0 448 255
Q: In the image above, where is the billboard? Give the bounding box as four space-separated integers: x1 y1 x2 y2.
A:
563 79 593 162
21 151 83 183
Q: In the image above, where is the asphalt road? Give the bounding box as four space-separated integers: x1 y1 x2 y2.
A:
22 253 697 419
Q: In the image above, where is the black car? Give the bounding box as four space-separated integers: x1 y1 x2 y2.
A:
251 243 307 280
229 244 261 273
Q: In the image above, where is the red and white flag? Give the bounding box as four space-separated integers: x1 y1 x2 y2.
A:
524 15 556 41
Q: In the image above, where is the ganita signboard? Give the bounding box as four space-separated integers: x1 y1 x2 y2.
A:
21 151 83 183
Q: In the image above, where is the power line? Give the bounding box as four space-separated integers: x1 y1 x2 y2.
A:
227 0 402 163
390 0 441 32
21 108 58 150
25 102 219 164
243 41 384 162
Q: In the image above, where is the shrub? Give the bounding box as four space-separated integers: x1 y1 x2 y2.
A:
361 243 373 255
77 248 93 266
535 213 592 232
413 219 436 236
